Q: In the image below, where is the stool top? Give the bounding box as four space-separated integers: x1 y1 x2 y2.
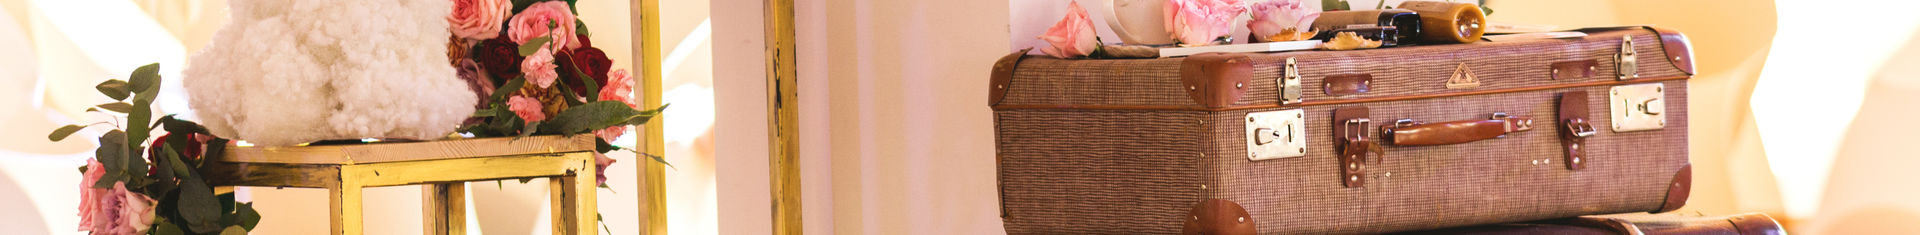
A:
214 135 598 165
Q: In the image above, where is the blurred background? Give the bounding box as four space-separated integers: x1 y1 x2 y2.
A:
3 0 1919 234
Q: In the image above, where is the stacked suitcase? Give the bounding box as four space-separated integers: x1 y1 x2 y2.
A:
989 26 1780 234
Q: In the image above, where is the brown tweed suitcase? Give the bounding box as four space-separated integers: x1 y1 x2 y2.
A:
1393 213 1786 235
990 26 1696 234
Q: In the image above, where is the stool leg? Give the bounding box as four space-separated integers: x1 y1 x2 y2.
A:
423 183 466 235
330 182 364 235
550 153 599 234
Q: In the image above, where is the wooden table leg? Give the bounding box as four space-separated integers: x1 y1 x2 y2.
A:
331 181 364 235
550 153 599 234
423 183 466 235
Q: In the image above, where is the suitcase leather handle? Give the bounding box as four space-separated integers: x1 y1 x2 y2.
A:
1381 113 1534 146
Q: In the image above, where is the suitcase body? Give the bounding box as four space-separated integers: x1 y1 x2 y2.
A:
990 27 1696 234
1395 213 1787 235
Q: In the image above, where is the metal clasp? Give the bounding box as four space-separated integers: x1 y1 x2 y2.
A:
1609 83 1667 132
1279 57 1303 105
1616 35 1639 80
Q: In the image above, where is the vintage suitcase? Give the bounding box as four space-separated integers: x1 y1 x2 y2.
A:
990 26 1696 234
1394 213 1786 235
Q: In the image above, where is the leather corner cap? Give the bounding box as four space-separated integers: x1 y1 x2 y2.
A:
1654 164 1693 213
1180 53 1255 109
1727 213 1787 235
1183 199 1257 235
1644 26 1696 75
988 48 1032 107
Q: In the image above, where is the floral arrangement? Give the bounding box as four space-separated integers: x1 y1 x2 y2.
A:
447 0 667 185
49 64 261 235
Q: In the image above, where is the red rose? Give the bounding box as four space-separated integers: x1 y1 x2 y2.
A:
560 46 612 97
145 133 207 175
472 38 525 84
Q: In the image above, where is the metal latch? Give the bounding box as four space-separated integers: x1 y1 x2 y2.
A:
1278 57 1303 105
1246 109 1307 161
1609 83 1666 132
1616 35 1638 80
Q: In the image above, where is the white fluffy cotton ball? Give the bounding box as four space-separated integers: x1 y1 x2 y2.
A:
184 0 475 146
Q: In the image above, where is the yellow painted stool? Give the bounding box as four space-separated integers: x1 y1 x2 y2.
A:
201 135 600 235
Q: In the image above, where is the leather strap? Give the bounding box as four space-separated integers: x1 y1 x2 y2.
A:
1182 199 1257 235
1381 114 1533 146
1333 107 1383 188
1558 91 1595 170
1550 60 1598 80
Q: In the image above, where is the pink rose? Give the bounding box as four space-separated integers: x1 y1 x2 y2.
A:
522 47 559 88
447 0 510 40
81 181 157 235
1037 1 1100 58
508 95 547 122
594 69 636 141
593 152 616 186
1164 0 1245 46
77 159 106 231
1248 0 1319 41
507 1 579 49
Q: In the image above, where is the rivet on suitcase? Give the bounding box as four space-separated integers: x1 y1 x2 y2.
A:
991 26 1695 234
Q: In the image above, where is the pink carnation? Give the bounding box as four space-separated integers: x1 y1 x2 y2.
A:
447 0 510 40
594 69 637 141
80 181 157 235
1164 0 1245 46
1037 1 1100 58
508 95 547 122
507 1 579 49
522 47 559 88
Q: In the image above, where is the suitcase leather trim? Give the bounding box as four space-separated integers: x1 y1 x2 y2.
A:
1655 164 1693 213
988 48 1032 106
1180 53 1256 109
1645 26 1696 75
1182 199 1258 235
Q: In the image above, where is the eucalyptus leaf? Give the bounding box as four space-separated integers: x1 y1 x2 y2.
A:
128 94 155 156
518 121 541 139
152 218 187 235
519 36 553 56
96 102 134 113
177 176 224 233
96 79 131 100
165 145 192 178
220 226 247 235
96 130 128 175
236 202 262 230
128 63 160 93
48 124 85 141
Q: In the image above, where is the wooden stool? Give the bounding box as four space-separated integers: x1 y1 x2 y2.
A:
201 135 600 235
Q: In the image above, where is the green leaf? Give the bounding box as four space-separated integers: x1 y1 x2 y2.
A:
599 213 613 234
96 102 134 113
152 218 187 235
539 101 665 135
95 130 128 176
164 145 192 178
235 203 262 230
48 125 85 141
519 36 553 56
1376 0 1386 9
128 63 160 93
220 226 247 235
576 19 590 37
1321 0 1351 11
493 77 526 102
510 0 541 13
565 0 579 14
77 165 87 174
96 79 131 100
518 121 541 139
570 60 600 101
178 176 224 233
